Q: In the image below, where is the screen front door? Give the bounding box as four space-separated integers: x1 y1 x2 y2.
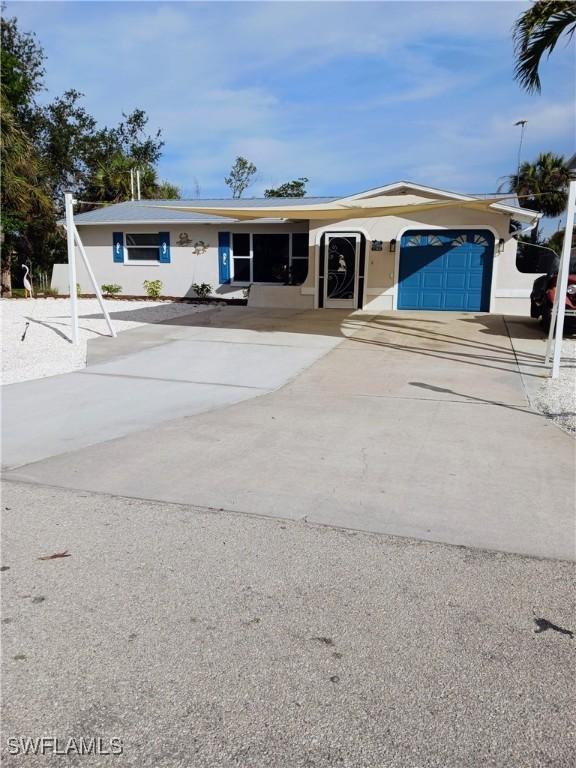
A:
324 234 359 308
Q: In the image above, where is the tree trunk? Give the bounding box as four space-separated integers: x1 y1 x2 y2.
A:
1 250 13 297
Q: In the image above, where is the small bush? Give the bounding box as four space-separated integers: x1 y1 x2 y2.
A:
143 279 163 299
44 287 60 298
192 282 212 299
102 283 123 297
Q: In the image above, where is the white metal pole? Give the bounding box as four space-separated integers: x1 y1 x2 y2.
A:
64 192 79 345
544 294 557 365
550 178 576 378
136 169 141 200
515 119 527 177
130 169 135 201
72 225 117 338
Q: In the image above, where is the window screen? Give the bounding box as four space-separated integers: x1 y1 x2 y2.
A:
253 234 289 283
233 233 250 256
126 233 160 261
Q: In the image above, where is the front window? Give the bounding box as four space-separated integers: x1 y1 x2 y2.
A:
253 234 289 282
126 233 160 261
231 232 309 284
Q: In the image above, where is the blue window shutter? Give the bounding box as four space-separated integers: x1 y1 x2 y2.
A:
218 232 231 284
113 232 124 263
159 232 171 263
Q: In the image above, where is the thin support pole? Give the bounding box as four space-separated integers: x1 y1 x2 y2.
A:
544 293 557 366
64 192 79 344
73 225 116 338
547 178 576 378
136 169 141 200
130 169 135 201
515 119 527 178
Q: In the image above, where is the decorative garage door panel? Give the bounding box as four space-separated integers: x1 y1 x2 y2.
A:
398 230 494 311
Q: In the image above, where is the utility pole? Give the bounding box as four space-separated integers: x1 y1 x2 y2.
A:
130 169 135 201
136 169 141 200
514 120 528 177
64 192 79 344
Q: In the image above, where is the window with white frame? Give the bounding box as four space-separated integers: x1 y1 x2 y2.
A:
126 233 160 261
232 233 250 281
231 232 309 284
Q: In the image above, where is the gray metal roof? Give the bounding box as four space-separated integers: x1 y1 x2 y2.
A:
71 197 338 226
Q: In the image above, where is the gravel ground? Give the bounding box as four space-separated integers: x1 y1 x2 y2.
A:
1 481 574 768
532 338 576 433
1 298 211 385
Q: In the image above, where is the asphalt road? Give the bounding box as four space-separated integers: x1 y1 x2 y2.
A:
1 481 574 767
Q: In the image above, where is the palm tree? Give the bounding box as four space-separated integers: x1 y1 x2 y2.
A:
155 180 180 199
84 154 180 204
504 152 570 241
513 1 576 92
1 92 52 294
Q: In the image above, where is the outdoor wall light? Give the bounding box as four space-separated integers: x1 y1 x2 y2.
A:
498 238 505 253
389 239 397 253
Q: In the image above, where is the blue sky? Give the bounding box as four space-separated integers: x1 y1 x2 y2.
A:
7 0 575 204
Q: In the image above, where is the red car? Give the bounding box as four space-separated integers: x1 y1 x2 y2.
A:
530 267 576 333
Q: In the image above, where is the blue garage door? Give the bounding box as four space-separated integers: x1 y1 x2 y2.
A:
398 230 494 311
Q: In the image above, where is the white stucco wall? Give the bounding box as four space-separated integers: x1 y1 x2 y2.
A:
52 222 308 299
52 203 538 315
308 205 536 314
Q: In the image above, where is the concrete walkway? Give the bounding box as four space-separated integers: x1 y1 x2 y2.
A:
2 307 342 468
2 307 574 560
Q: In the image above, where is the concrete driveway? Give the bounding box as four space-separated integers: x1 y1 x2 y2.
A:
2 306 574 560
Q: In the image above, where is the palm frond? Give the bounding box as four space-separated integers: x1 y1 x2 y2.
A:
513 1 576 92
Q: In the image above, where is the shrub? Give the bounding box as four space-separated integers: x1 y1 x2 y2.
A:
192 282 212 299
44 287 60 298
143 279 163 299
101 283 123 297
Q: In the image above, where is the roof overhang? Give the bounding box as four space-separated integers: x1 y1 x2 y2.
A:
70 218 288 226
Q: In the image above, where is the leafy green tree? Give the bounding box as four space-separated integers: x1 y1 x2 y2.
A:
513 1 576 92
264 177 308 198
36 89 99 203
0 7 45 125
0 93 52 293
79 110 168 205
113 109 164 167
0 6 178 285
225 156 257 198
504 152 570 242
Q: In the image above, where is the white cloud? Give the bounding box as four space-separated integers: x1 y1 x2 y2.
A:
7 0 574 199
